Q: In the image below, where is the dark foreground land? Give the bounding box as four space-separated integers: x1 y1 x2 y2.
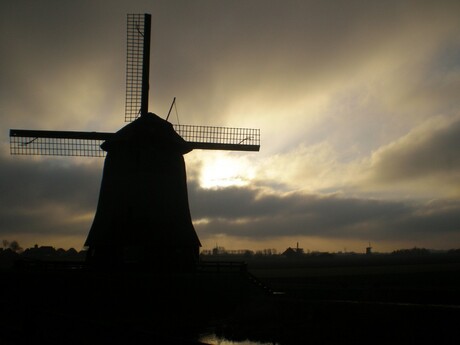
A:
1 252 460 344
217 253 460 344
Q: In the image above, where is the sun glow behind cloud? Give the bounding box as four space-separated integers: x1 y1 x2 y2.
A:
198 152 256 189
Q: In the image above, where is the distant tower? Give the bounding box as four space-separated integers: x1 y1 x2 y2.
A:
295 242 304 255
366 242 373 255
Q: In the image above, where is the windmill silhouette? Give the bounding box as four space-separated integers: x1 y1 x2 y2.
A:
9 14 260 269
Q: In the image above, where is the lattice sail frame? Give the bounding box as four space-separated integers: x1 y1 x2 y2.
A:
9 130 112 157
125 14 150 122
174 124 260 151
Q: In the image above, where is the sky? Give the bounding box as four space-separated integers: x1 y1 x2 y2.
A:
1 0 460 253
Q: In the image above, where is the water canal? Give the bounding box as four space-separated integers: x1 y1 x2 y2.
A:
199 334 279 345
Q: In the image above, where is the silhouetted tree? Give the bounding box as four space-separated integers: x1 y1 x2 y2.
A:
392 247 430 256
8 241 22 253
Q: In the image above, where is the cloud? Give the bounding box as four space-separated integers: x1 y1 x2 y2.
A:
189 181 460 245
253 142 345 192
361 117 460 197
0 155 102 242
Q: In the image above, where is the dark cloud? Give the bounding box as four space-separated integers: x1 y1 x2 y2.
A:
189 181 460 243
0 155 101 239
369 118 460 183
391 199 460 236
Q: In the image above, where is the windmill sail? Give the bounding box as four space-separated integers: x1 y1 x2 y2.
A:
125 13 151 122
9 129 112 157
174 124 260 151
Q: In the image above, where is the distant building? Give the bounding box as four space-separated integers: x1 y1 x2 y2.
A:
366 243 372 255
212 246 226 256
22 245 56 259
282 242 304 258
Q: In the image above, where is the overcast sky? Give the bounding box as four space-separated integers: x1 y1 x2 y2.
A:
1 0 460 253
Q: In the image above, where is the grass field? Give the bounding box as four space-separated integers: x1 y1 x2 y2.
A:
241 254 460 305
203 254 460 344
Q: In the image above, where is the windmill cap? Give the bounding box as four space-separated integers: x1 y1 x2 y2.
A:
101 113 192 154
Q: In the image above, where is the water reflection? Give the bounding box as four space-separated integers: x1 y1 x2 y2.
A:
200 334 279 345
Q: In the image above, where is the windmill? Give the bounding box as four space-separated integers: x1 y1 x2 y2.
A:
9 14 260 269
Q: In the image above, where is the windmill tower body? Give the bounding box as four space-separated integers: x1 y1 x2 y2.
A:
9 14 260 269
85 114 200 268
